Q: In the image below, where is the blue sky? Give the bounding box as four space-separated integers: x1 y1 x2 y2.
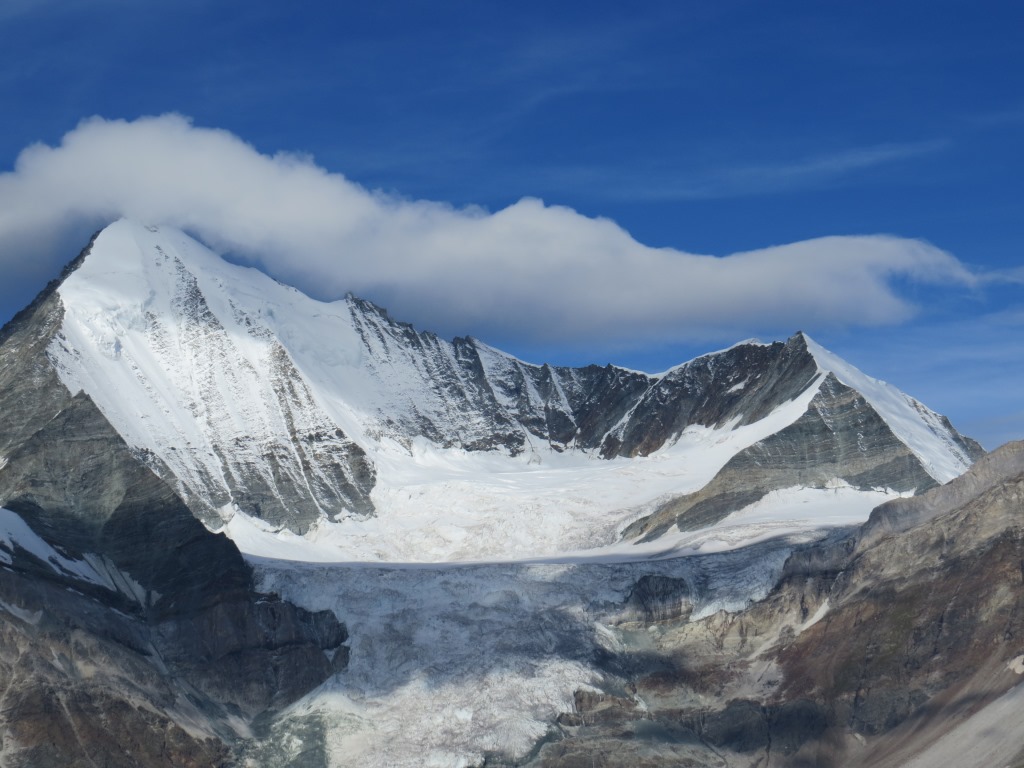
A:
0 0 1021 447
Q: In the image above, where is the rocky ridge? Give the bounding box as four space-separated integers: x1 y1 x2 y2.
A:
626 371 959 541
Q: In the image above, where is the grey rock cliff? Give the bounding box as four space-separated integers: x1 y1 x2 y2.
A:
346 313 827 460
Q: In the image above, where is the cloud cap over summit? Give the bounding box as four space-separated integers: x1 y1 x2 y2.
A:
0 114 975 347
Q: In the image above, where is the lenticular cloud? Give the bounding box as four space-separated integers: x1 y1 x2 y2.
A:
0 113 975 346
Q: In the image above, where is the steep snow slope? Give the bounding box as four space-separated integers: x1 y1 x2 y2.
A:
50 222 377 531
48 220 979 562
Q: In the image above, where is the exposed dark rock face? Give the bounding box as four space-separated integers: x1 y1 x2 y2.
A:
614 574 694 624
594 333 821 457
345 317 986 550
352 317 824 460
154 253 377 530
776 443 1024 746
336 311 982 544
0 567 233 768
0 244 349 765
856 439 1024 548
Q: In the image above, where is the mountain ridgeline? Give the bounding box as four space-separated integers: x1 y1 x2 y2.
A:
39 220 981 537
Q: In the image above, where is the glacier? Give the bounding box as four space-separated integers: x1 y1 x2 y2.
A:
246 533 818 767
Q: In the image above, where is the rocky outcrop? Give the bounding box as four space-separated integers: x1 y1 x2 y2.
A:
151 253 377 529
769 443 1024 765
0 521 348 765
594 333 821 457
613 574 695 624
856 440 1024 548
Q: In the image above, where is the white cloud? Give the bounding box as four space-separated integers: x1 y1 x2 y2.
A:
0 114 976 346
981 265 1024 285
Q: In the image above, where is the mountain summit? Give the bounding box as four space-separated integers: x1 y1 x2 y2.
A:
29 220 982 561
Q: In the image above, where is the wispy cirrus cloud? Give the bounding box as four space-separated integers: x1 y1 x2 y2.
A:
0 115 976 348
979 265 1024 285
523 138 951 203
963 105 1024 129
715 139 950 192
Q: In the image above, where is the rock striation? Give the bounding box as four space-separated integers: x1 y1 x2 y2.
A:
625 370 972 540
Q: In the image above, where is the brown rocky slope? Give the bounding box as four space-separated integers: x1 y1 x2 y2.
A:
519 441 1024 767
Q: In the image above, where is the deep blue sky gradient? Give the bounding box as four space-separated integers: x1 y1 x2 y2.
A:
1 0 1021 446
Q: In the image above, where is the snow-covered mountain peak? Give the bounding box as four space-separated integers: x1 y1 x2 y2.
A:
0 218 1011 768
40 220 982 562
50 220 378 531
